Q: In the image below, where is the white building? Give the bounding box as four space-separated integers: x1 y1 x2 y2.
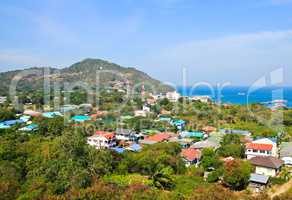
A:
142 105 151 112
87 131 116 149
166 91 181 102
0 96 7 104
246 138 278 159
249 156 283 177
134 110 147 117
191 96 211 103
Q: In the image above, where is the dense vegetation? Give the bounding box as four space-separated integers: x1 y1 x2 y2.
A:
1 89 292 199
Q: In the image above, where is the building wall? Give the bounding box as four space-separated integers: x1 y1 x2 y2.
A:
255 166 277 177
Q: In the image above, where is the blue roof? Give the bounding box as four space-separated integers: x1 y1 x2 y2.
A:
112 147 125 154
180 131 204 138
42 112 62 118
171 119 186 126
0 123 11 129
71 115 91 122
2 119 24 126
128 143 142 152
19 124 38 131
20 115 31 122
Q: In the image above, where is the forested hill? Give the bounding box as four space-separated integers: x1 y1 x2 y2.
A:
0 58 173 95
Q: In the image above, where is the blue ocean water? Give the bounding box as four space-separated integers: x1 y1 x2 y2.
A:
177 86 292 108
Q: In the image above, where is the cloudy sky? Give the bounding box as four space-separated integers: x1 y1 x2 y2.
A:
1 0 292 86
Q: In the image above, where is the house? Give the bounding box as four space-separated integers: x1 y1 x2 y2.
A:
0 123 11 129
279 142 292 165
87 131 116 149
181 148 201 167
142 105 151 112
166 91 181 102
42 112 63 118
79 104 93 113
168 137 193 148
146 98 156 106
115 128 142 141
190 140 219 150
191 96 211 103
179 131 204 140
249 156 283 177
245 138 278 159
202 126 217 134
134 110 147 117
220 129 252 137
71 115 92 122
112 147 125 154
171 119 186 130
249 173 270 192
20 115 31 123
160 109 171 115
126 143 142 152
0 96 7 104
139 132 173 145
60 105 78 113
23 110 42 117
19 124 38 132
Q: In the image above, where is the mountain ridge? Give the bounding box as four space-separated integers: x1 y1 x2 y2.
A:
0 58 173 96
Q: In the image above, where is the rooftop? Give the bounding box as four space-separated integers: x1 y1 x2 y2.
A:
249 156 283 169
249 173 269 184
246 143 273 151
181 148 201 161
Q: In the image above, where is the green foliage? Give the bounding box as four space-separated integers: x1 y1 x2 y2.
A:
223 159 252 190
218 134 245 158
200 148 223 170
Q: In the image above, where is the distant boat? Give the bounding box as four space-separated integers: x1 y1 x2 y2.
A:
238 92 245 96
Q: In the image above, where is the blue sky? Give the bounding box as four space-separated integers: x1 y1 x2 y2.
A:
1 0 292 85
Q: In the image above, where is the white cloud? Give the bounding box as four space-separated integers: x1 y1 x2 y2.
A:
146 30 292 85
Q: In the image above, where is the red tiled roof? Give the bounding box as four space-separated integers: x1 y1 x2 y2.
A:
95 131 115 140
181 148 201 161
145 132 172 142
246 143 273 151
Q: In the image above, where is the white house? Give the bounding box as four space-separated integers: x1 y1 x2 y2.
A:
245 138 278 159
142 105 151 112
0 96 7 104
249 156 283 177
134 110 147 117
87 131 116 149
191 96 211 103
279 142 292 165
166 91 181 102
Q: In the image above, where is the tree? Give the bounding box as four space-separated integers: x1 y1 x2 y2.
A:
200 148 223 170
223 159 252 190
151 167 175 190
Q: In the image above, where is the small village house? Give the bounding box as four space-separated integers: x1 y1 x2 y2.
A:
249 156 283 177
139 132 174 145
191 96 211 103
134 110 147 117
166 91 181 102
0 96 7 104
279 142 292 166
87 131 116 149
245 138 278 159
249 173 270 192
181 148 202 167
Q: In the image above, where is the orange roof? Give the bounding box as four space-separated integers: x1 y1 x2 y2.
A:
246 143 273 151
145 132 172 142
181 148 201 161
95 131 115 140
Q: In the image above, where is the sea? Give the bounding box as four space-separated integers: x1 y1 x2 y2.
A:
177 86 292 108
